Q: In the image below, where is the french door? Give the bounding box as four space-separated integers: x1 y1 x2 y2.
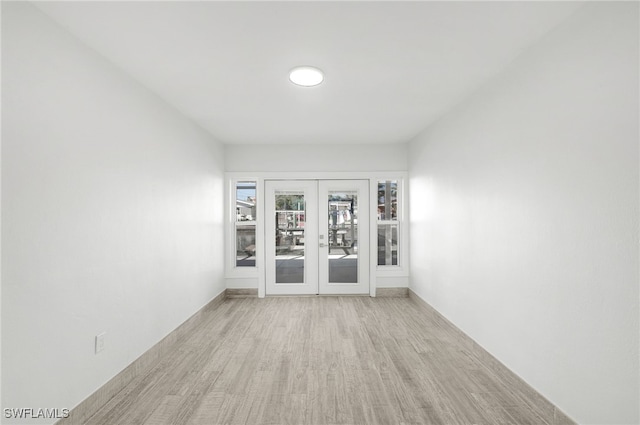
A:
265 180 370 295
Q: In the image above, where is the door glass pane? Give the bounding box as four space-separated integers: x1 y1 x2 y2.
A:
275 191 306 283
328 191 358 283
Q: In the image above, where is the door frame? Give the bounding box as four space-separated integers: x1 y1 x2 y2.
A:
264 179 370 296
225 171 410 298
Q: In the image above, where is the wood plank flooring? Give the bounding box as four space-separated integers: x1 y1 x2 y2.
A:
83 297 561 425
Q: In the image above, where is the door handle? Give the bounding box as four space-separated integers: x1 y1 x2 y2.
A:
319 243 326 248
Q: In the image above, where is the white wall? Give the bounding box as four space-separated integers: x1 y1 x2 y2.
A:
0 4 3 416
409 3 638 424
1 3 225 423
225 143 407 172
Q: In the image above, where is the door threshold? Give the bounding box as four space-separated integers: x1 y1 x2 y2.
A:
264 294 371 298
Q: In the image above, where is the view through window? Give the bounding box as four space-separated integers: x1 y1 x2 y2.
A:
236 181 256 267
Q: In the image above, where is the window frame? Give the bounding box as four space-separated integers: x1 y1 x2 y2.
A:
234 181 257 268
226 177 262 279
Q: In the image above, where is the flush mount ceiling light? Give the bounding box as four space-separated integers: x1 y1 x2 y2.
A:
289 66 324 87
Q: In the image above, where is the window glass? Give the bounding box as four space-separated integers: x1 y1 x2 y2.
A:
377 224 398 266
236 181 256 222
236 225 256 267
377 181 397 220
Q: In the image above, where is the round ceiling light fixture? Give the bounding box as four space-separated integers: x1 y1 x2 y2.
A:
289 66 324 87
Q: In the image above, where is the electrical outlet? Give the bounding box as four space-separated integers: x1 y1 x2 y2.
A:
95 332 106 354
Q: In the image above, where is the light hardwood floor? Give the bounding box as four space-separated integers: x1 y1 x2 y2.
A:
80 296 570 425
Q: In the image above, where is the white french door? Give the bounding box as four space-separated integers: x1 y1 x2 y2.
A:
265 180 369 295
318 180 369 294
265 180 318 295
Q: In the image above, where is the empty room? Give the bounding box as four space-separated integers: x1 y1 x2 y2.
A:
1 1 638 425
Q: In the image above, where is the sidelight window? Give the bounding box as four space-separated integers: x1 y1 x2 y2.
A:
377 180 399 266
235 181 257 267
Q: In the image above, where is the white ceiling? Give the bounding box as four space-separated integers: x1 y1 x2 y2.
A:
34 1 585 145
